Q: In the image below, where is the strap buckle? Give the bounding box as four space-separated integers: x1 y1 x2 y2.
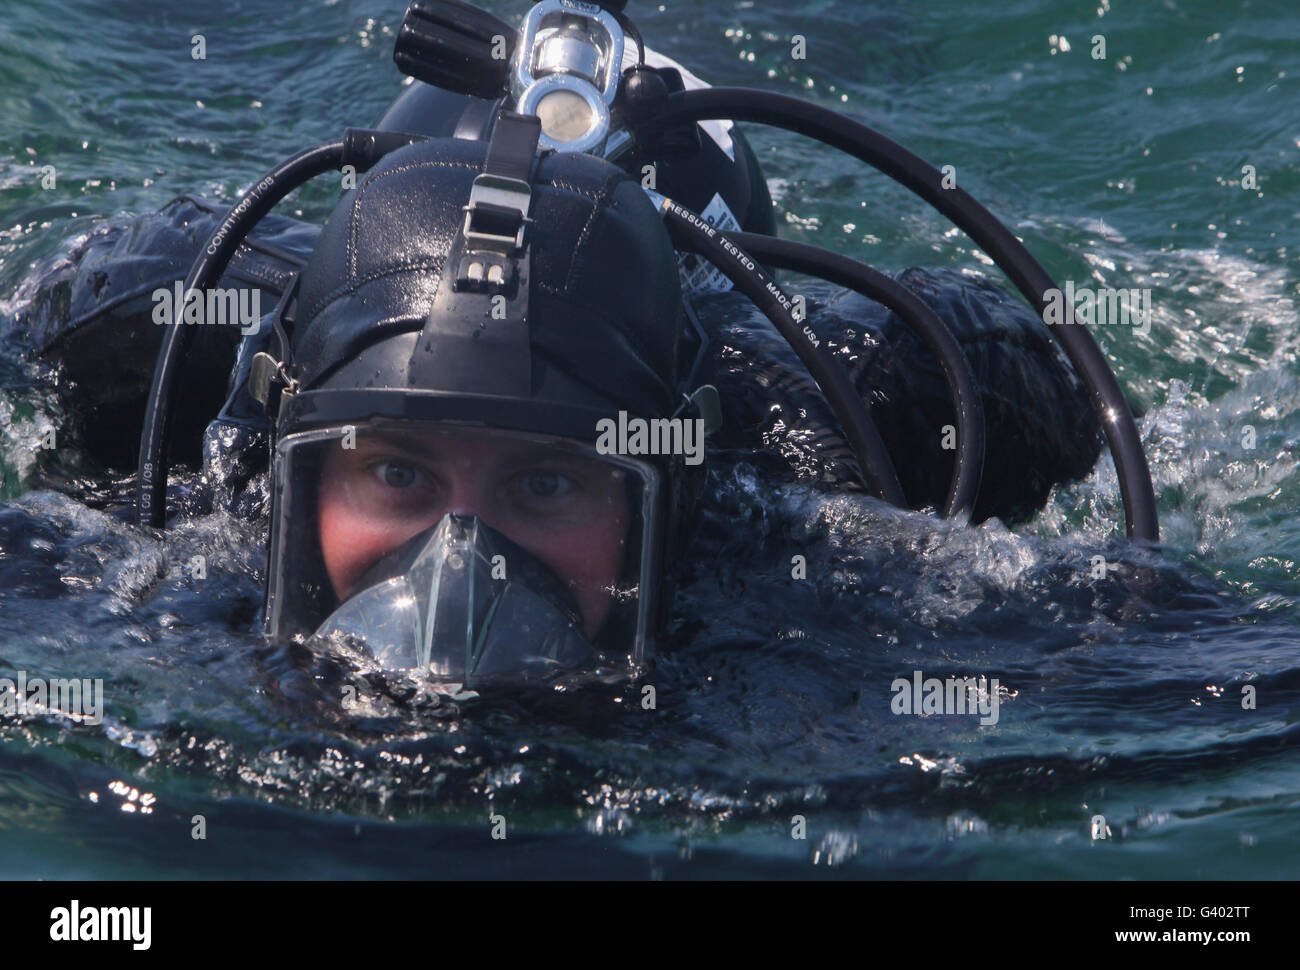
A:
462 173 533 254
670 384 723 436
249 352 299 411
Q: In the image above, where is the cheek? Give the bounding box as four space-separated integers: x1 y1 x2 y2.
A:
318 476 421 600
521 502 630 639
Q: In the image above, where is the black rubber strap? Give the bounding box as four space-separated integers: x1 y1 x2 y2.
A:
414 110 542 397
484 110 542 181
416 234 532 397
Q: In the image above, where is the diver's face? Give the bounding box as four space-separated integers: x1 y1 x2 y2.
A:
317 427 631 639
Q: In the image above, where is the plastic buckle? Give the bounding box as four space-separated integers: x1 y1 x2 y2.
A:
462 173 532 253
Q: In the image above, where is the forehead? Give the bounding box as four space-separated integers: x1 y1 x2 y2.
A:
348 424 601 467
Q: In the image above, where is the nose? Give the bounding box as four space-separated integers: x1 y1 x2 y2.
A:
441 470 493 522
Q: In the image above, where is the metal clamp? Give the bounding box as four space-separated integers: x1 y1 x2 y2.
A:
462 173 533 254
249 352 299 410
512 0 624 106
670 384 723 436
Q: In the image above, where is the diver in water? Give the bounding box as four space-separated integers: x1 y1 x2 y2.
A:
10 0 1158 685
256 120 697 681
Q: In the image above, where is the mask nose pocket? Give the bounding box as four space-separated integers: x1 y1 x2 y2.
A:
316 513 593 684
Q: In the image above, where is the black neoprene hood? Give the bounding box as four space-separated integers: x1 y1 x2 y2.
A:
286 137 686 437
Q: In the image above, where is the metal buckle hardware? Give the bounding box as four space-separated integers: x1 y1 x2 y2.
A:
462 173 533 254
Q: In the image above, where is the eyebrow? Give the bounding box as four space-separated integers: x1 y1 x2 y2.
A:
359 433 599 470
363 433 437 455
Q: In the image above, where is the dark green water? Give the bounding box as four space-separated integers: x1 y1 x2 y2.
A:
1 0 1298 878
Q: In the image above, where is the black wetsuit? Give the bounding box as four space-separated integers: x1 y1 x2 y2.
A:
12 193 1101 525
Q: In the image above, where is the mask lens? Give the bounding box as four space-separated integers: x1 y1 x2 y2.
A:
264 421 658 684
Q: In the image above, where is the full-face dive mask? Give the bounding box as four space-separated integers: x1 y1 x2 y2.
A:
244 112 693 687
265 421 661 683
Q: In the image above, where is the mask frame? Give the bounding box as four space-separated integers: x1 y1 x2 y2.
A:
264 419 664 678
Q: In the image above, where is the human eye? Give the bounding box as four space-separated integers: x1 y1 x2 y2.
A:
520 469 575 499
367 457 431 492
503 466 587 519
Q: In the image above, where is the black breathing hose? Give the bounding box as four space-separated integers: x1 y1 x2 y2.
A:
734 231 985 520
135 141 345 527
643 87 1159 541
657 195 909 508
135 130 428 528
